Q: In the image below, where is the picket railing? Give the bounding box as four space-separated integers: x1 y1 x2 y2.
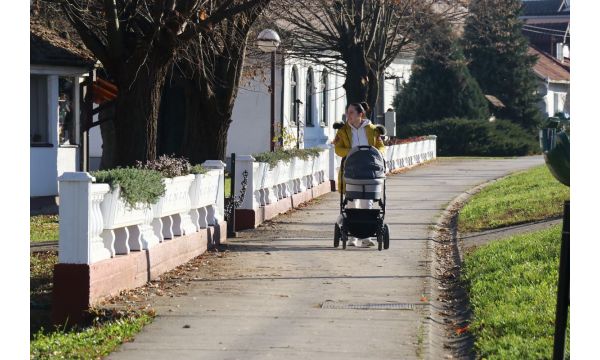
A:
58 160 225 265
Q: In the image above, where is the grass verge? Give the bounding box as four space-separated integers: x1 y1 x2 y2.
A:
30 215 59 243
458 165 569 232
462 225 569 359
31 310 154 360
30 251 155 359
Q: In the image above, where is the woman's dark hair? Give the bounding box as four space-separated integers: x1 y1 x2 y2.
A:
346 102 370 115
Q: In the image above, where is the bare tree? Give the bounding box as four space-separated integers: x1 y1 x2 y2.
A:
58 0 266 166
176 0 271 163
271 0 466 117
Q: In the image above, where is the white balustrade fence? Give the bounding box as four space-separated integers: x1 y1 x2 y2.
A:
385 135 437 172
235 147 331 211
236 136 437 212
58 161 225 265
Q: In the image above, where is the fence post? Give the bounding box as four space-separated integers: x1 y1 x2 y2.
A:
202 160 226 225
328 144 336 190
58 172 110 264
552 201 570 360
236 155 256 210
228 153 237 237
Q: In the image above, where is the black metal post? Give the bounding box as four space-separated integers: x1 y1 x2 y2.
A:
553 200 570 360
270 52 276 152
227 153 237 238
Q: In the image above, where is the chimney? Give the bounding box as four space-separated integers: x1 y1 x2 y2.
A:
556 43 564 62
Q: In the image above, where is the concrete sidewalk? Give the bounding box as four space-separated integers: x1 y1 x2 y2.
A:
107 156 543 360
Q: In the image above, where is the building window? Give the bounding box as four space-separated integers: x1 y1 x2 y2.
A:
290 66 298 125
30 75 49 145
320 70 328 126
305 68 314 127
59 76 78 145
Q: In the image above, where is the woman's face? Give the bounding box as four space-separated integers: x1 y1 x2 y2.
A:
346 105 363 126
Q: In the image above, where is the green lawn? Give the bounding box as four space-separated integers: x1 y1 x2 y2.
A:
458 165 569 233
31 310 153 360
30 215 59 243
30 250 155 359
462 225 569 359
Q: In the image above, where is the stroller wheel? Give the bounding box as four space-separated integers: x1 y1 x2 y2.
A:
383 224 390 250
334 224 341 248
377 232 383 251
341 231 347 249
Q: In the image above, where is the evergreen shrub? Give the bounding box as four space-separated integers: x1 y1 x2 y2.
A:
92 168 166 208
398 118 539 156
253 148 325 169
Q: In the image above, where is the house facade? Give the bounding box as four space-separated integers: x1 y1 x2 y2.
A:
529 46 570 117
30 21 95 197
226 52 412 156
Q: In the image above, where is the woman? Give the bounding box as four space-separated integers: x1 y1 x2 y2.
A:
333 102 386 247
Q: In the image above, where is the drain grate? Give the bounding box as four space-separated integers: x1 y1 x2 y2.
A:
321 301 414 310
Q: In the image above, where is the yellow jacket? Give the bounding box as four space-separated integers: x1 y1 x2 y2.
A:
333 122 386 193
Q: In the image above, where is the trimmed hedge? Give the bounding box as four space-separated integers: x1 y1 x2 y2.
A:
397 118 539 156
253 148 325 169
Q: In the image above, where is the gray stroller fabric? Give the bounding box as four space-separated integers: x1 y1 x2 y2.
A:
343 146 386 181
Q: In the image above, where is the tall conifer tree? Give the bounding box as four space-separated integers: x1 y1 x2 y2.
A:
394 18 489 124
462 0 543 130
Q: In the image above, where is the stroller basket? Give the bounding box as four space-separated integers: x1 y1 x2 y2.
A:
343 208 381 239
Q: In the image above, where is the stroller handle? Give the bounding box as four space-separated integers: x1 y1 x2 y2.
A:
357 145 373 150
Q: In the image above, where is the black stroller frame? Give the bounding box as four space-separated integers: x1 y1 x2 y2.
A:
333 146 390 251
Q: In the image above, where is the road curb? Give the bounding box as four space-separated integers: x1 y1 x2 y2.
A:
424 174 511 359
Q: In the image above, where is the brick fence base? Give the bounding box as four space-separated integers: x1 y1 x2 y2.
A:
52 222 226 326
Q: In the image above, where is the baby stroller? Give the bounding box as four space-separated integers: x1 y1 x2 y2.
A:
334 145 390 251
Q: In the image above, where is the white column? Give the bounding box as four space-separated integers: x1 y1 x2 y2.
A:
202 160 226 225
58 172 110 264
236 155 257 210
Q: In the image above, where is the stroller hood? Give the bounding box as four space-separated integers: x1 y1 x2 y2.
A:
343 146 386 180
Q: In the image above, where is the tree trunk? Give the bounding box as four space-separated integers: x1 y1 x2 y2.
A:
366 67 380 121
342 47 380 118
343 50 370 104
113 61 168 166
99 106 117 169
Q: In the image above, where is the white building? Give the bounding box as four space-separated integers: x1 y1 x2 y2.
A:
529 46 570 117
30 21 95 198
226 52 412 156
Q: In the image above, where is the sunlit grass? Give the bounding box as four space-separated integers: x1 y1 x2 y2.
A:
458 165 569 232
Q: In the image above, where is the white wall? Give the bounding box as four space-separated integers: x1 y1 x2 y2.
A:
30 69 86 197
382 58 413 113
31 75 59 197
539 81 569 117
227 55 349 155
30 148 58 196
227 74 273 156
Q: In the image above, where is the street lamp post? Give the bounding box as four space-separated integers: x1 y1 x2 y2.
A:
257 29 281 152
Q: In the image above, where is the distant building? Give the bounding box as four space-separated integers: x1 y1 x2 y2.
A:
529 46 570 117
521 0 570 59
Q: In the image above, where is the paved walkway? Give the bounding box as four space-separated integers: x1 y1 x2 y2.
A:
107 156 544 360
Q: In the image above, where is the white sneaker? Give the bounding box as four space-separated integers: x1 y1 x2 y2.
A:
353 239 368 248
361 239 376 247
